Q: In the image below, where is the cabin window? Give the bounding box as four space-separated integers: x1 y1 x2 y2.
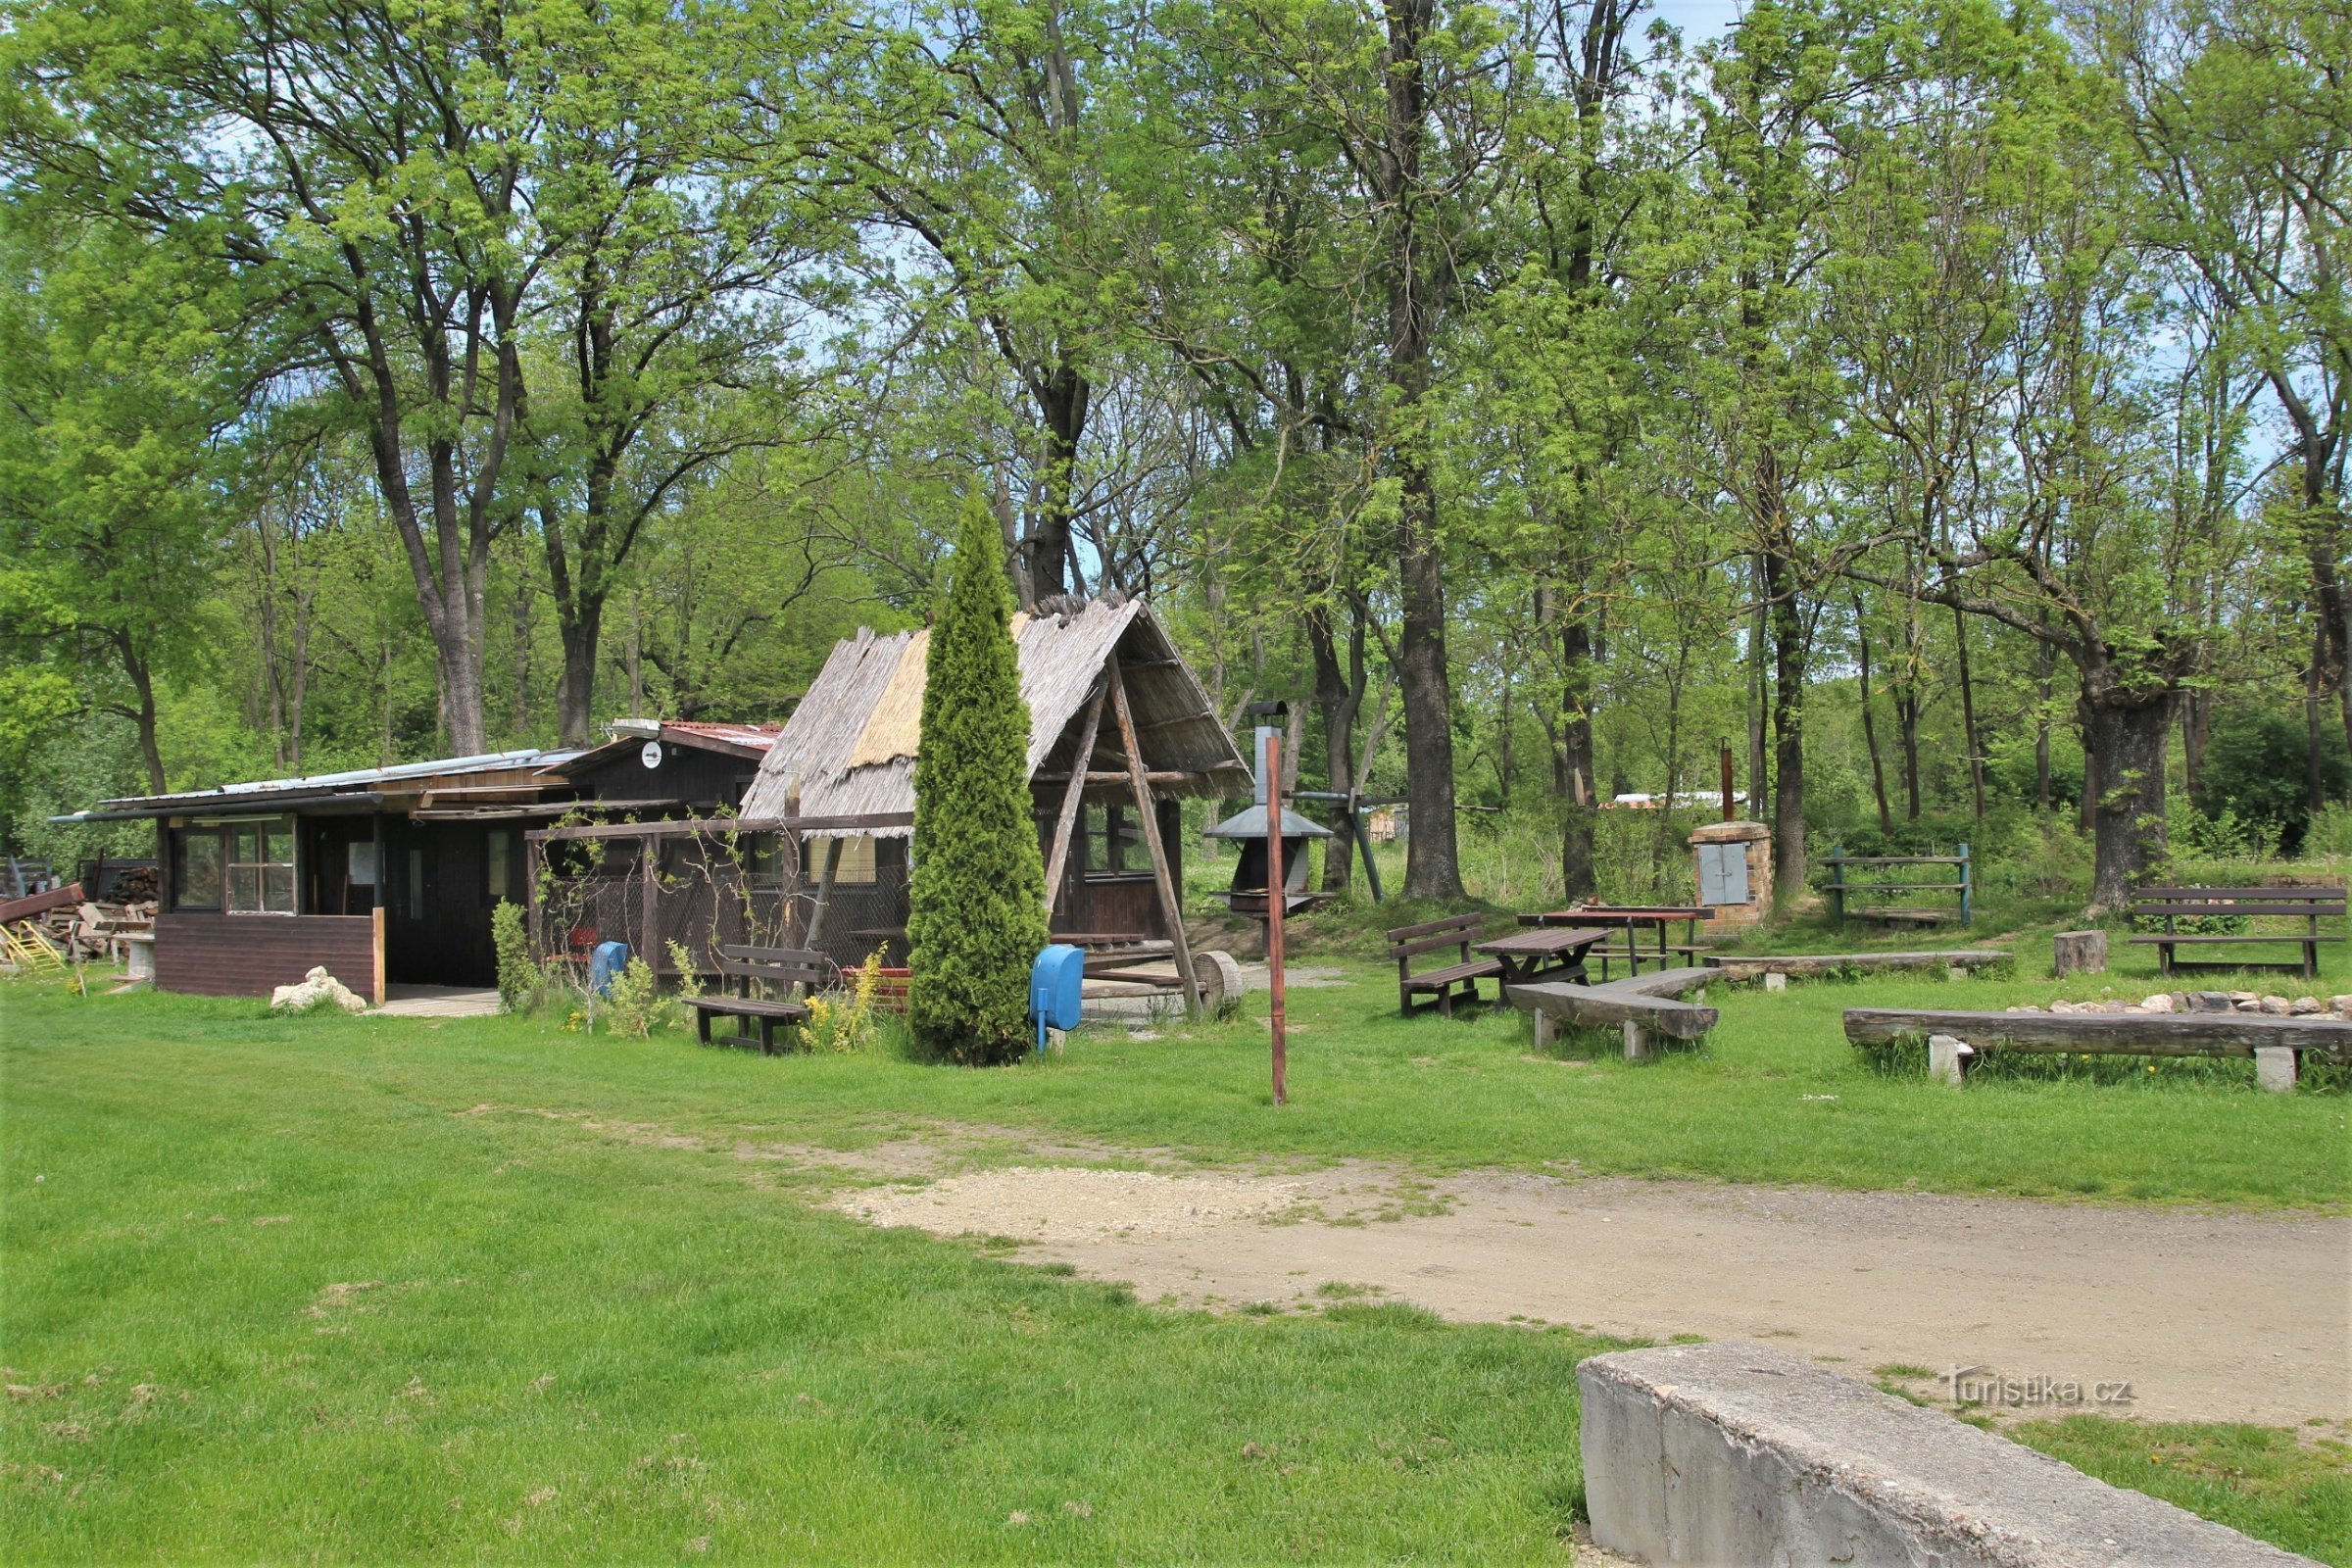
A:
487 830 515 904
224 819 297 915
173 828 223 911
1086 805 1143 878
822 835 877 885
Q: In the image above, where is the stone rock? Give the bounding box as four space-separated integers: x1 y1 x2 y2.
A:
2234 1000 2263 1013
2139 994 2175 1013
2048 999 2074 1013
270 965 367 1015
2229 990 2259 1004
2258 995 2292 1016
2331 995 2352 1014
2185 991 2233 1012
2289 996 2324 1016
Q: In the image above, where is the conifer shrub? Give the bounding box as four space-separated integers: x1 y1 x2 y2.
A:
906 498 1050 1064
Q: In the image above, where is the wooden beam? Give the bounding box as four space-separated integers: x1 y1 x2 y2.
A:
1032 769 1202 786
525 811 911 845
1707 950 2007 980
1507 981 1719 1040
1044 677 1108 918
802 835 845 952
1107 657 1201 1015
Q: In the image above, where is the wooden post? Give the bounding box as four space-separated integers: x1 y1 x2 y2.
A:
639 831 659 968
370 906 386 1005
1044 677 1108 918
1107 656 1202 1015
802 836 845 952
1266 732 1287 1105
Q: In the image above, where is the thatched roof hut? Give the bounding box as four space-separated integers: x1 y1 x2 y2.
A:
741 597 1248 832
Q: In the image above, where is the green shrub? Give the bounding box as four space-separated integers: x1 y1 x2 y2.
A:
2194 707 2348 855
492 901 535 1013
905 497 1050 1065
600 956 664 1039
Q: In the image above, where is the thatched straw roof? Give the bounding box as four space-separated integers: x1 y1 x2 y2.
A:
743 598 1249 836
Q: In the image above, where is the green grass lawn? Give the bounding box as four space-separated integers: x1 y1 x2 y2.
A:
3 943 2346 1562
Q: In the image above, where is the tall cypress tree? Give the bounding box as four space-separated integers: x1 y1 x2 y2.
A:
906 497 1050 1064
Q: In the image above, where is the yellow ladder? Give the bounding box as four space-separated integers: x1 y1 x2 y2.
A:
3 922 68 975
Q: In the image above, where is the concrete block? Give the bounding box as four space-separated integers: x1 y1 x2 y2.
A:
1623 1019 1653 1061
1578 1342 2319 1568
2256 1047 2298 1094
1533 1009 1556 1050
1929 1033 1974 1087
1762 971 1788 994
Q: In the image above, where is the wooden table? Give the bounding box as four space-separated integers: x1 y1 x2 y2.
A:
1474 925 1610 985
1520 906 1714 980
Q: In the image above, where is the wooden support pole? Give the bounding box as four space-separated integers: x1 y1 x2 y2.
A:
1266 731 1287 1104
1108 657 1201 1015
1044 677 1108 919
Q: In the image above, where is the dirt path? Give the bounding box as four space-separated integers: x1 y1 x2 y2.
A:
837 1160 2350 1427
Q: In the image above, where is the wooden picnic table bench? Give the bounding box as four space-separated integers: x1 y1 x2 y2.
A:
2128 885 2344 980
687 944 835 1054
1389 913 1502 1017
1474 925 1610 985
1520 906 1713 980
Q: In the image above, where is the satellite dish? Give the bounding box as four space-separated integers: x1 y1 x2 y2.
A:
640 740 663 769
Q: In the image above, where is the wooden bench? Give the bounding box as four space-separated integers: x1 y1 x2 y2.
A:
2128 885 2344 980
1509 967 1720 1059
687 944 835 1054
1824 849 1972 931
1388 914 1502 1017
1843 1005 2352 1091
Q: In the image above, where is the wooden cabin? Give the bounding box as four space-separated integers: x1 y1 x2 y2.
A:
64 722 781 1002
739 597 1250 976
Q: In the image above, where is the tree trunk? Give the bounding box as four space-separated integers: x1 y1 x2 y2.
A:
1747 555 1768 818
2035 628 2053 813
555 594 604 749
1762 542 1806 905
1559 609 1597 900
118 636 166 794
1380 0 1462 902
2309 618 2329 826
1953 601 1984 818
1307 603 1367 898
2080 677 2173 912
1026 362 1089 603
1854 596 1892 835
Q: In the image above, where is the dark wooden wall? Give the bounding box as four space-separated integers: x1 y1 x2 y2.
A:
570 745 758 808
156 912 377 998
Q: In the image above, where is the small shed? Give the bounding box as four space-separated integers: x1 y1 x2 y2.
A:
740 596 1250 1007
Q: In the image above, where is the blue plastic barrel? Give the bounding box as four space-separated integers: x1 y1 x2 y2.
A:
588 940 631 996
1030 944 1085 1053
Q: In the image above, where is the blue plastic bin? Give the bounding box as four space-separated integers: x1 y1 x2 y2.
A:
1030 944 1084 1053
588 940 631 996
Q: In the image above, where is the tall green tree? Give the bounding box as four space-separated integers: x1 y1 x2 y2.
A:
906 497 1050 1065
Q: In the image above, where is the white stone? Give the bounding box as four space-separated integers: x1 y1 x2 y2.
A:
2288 996 2324 1016
2139 994 2175 1013
270 965 368 1015
1928 1034 1974 1087
1762 971 1788 993
2331 995 2352 1014
1623 1020 1653 1061
2258 995 2292 1016
2255 1047 2298 1094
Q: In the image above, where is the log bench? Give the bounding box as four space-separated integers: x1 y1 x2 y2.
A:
1388 913 1501 1017
1706 950 2007 988
687 944 834 1054
2128 885 2344 980
1842 1005 2352 1091
1509 966 1720 1059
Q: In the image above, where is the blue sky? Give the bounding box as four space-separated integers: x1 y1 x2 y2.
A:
1648 0 1748 43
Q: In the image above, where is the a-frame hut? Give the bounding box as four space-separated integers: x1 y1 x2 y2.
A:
740 597 1249 1005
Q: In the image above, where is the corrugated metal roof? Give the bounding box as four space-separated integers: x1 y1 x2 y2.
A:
93 748 581 813
742 599 1249 835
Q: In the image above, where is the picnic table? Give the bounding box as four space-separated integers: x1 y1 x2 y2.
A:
1474 925 1610 985
1520 906 1714 981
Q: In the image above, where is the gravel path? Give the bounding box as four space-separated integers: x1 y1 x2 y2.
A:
832 1156 2350 1427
